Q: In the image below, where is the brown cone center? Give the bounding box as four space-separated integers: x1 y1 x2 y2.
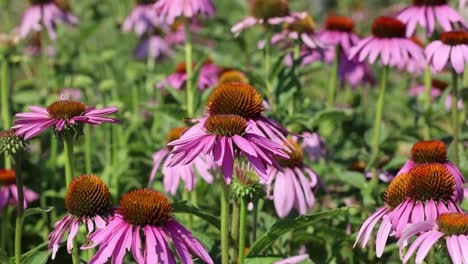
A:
371 17 406 39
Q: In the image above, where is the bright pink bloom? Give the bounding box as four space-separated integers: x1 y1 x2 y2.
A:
82 189 213 264
133 35 174 60
396 0 467 37
155 0 215 24
13 99 120 140
59 88 82 101
158 60 220 91
425 31 468 74
294 132 328 163
0 169 38 211
123 3 164 36
338 55 376 88
19 0 78 40
274 254 310 264
349 17 424 68
283 48 323 66
168 115 287 184
317 15 361 55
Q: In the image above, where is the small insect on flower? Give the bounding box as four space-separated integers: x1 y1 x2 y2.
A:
13 98 120 140
0 169 39 211
82 189 214 264
48 175 112 259
426 31 468 74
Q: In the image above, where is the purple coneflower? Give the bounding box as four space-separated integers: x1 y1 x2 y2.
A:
317 15 360 55
231 0 303 36
82 189 213 264
274 254 310 264
48 175 112 259
134 34 174 60
348 160 394 183
408 79 463 110
396 0 467 37
168 115 287 184
155 0 215 24
398 213 468 264
0 169 38 211
338 55 376 88
19 0 78 40
218 70 250 85
149 127 215 195
349 17 424 67
123 0 163 36
13 99 120 140
426 31 468 74
266 139 321 218
158 60 220 90
294 131 328 163
397 140 466 202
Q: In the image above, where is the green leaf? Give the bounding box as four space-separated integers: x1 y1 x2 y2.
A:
172 201 220 229
245 257 282 263
0 248 8 264
337 171 366 188
21 250 51 264
309 108 352 128
24 207 54 218
247 208 348 257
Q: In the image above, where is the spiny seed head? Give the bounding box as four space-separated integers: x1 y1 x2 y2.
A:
118 189 173 227
232 163 266 200
166 127 188 144
29 0 54 4
432 79 449 91
204 115 247 137
383 173 411 208
136 0 155 4
440 31 468 46
407 164 455 202
47 100 86 120
348 161 366 172
371 17 406 39
410 36 425 47
284 14 315 34
0 169 16 185
412 0 448 6
65 175 112 218
437 213 468 236
207 82 264 118
324 15 355 32
410 140 448 164
0 130 27 156
218 70 249 84
275 139 303 168
251 0 289 19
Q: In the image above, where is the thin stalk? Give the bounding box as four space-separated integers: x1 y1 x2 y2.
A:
184 20 195 117
64 135 79 264
238 197 247 264
423 66 432 140
132 84 139 119
264 28 274 110
451 70 460 166
1 60 11 169
14 154 23 264
231 198 240 261
326 46 340 108
220 182 230 264
84 126 92 174
253 199 263 242
1 207 9 251
288 42 302 116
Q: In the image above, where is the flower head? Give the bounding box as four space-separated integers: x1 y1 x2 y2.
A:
123 1 164 36
82 189 214 264
426 31 468 74
13 99 120 140
317 15 360 54
158 60 220 91
218 70 250 84
0 169 39 211
155 0 215 24
133 35 174 60
48 175 112 259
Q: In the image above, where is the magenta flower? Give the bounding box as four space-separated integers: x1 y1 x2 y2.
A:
149 127 215 195
48 175 112 259
168 115 287 184
408 79 463 110
155 0 215 24
349 17 424 68
274 254 310 264
59 88 82 101
396 140 466 202
0 169 38 211
396 0 467 37
294 132 328 163
123 2 164 36
158 60 220 91
231 0 303 36
19 0 79 40
82 189 213 264
398 213 468 264
317 15 361 55
425 31 468 74
13 99 120 140
283 47 323 66
266 139 321 218
338 55 376 89
133 35 174 60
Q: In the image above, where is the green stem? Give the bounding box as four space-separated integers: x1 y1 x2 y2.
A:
288 42 302 116
84 126 92 174
326 46 340 108
1 60 11 169
253 199 263 242
14 155 23 264
231 198 240 261
1 207 10 251
220 182 230 264
238 198 247 264
132 85 139 119
64 136 79 263
423 66 432 140
451 70 460 166
184 20 194 117
264 28 274 111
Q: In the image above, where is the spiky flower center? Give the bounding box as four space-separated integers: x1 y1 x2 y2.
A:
47 100 86 120
383 173 411 208
441 31 468 46
118 189 173 226
412 0 448 6
204 115 247 137
371 17 406 39
324 16 355 33
136 0 155 4
207 83 264 118
285 14 315 34
407 164 455 202
437 213 468 236
29 0 54 4
235 163 260 186
275 139 303 168
175 59 213 73
411 36 425 47
348 161 366 172
65 175 112 218
166 127 188 143
432 79 449 91
251 0 289 19
219 70 249 84
0 169 15 185
410 140 447 164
